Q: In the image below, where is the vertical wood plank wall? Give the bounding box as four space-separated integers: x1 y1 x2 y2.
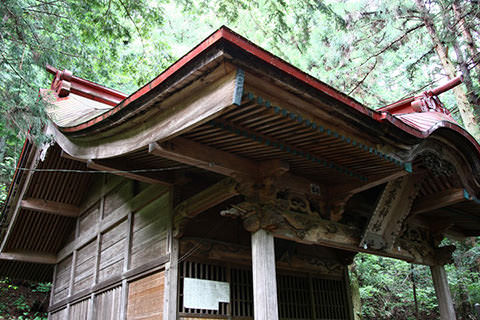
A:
49 175 172 319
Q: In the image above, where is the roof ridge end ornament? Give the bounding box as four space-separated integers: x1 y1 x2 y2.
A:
47 64 72 98
379 74 463 115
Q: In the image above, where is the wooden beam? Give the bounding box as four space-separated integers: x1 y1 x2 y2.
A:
149 137 327 198
330 170 409 199
431 265 457 320
174 178 239 236
411 188 466 215
251 229 279 320
175 178 239 219
257 208 438 265
61 151 172 185
149 137 258 179
87 160 171 185
20 198 81 217
360 175 422 250
0 251 56 264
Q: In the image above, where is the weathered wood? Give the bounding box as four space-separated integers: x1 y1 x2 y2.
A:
263 208 438 265
411 188 466 215
0 144 40 253
127 271 165 319
149 136 257 179
50 64 238 159
57 184 169 262
20 198 81 217
94 285 123 320
251 229 279 320
360 175 422 250
87 160 170 185
130 194 170 269
330 170 409 200
163 239 179 320
431 265 457 320
0 251 56 264
174 178 239 236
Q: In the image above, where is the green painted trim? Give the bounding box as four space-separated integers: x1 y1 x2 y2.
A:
233 69 245 106
243 91 408 171
404 163 413 173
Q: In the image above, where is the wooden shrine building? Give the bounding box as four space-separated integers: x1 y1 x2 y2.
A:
1 26 480 320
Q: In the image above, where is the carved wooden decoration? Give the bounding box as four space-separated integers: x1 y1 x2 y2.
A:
360 175 422 250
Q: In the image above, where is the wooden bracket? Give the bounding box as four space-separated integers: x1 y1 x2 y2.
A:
360 175 423 250
173 178 240 237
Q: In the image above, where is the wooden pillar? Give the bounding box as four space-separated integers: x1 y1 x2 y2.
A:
251 229 279 320
430 265 456 320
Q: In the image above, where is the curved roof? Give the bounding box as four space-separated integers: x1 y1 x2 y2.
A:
42 26 480 166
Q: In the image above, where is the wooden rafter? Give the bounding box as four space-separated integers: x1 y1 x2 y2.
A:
411 188 466 215
21 198 81 217
149 137 257 179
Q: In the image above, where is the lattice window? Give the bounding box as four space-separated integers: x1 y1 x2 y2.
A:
278 274 312 320
312 278 349 319
179 260 350 320
230 267 253 318
179 261 229 316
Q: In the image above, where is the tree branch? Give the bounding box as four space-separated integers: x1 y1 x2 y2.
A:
361 23 424 67
348 58 378 95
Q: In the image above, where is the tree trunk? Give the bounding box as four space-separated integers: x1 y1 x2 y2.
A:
452 0 480 75
443 2 480 108
415 0 480 141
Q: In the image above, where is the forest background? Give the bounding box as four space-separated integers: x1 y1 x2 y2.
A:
0 0 480 319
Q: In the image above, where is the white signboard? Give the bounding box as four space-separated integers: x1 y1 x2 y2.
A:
183 278 230 310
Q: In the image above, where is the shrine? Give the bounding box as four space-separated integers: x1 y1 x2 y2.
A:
1 26 479 320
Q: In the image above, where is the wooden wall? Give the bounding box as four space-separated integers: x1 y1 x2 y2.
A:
127 271 165 319
49 175 172 319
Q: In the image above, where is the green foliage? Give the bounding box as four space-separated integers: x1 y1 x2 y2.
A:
353 238 480 319
0 277 49 319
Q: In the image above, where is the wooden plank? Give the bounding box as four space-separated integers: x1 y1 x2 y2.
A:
20 198 81 217
360 175 422 250
149 137 257 179
0 251 56 264
411 188 466 215
127 271 165 320
57 184 169 262
251 229 279 320
430 265 457 320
